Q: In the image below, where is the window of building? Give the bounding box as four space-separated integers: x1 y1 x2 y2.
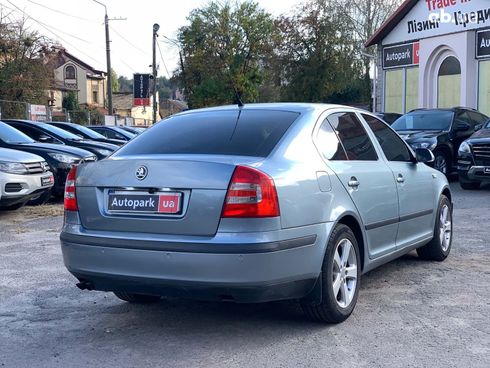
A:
478 60 490 116
405 67 419 112
437 56 461 108
384 69 403 113
92 91 98 104
64 65 76 80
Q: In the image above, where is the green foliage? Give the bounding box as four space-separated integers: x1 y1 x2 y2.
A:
177 1 275 108
62 91 79 111
0 15 54 106
111 68 119 93
117 76 132 93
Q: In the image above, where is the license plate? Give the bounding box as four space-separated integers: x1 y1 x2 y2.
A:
41 175 54 186
484 167 490 174
107 192 182 214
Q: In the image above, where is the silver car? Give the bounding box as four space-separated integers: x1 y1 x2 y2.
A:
60 104 452 323
0 148 54 210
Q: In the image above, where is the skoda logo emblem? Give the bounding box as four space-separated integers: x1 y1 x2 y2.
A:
135 165 148 180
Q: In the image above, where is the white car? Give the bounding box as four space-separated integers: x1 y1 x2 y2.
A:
0 148 54 210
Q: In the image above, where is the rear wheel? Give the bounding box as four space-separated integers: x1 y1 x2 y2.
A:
113 291 161 304
417 195 452 261
302 224 361 323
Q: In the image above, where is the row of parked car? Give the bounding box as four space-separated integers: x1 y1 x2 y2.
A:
0 120 146 210
378 107 490 190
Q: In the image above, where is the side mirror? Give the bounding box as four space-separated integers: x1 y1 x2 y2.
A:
38 135 52 143
475 123 483 131
454 122 470 132
415 148 435 163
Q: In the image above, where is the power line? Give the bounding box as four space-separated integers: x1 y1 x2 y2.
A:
27 0 98 23
110 25 149 56
3 0 104 66
156 40 170 78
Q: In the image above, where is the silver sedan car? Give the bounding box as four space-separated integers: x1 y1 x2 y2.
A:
60 103 452 323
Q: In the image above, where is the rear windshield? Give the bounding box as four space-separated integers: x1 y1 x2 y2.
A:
114 109 300 157
392 111 454 131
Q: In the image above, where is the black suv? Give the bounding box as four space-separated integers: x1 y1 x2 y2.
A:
392 108 488 175
457 119 490 189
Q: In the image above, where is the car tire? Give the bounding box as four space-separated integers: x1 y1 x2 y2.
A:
27 189 52 206
1 202 25 211
301 224 361 323
113 291 161 304
417 195 452 261
433 150 450 175
459 177 480 190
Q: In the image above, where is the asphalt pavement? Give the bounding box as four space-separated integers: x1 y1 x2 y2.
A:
0 182 489 368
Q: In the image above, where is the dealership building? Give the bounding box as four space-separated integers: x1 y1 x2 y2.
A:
366 0 490 116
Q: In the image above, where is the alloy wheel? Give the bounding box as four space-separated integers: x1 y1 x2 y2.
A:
434 154 447 174
332 238 358 308
439 204 452 252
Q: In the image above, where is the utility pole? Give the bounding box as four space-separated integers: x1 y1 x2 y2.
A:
93 0 113 116
152 23 160 124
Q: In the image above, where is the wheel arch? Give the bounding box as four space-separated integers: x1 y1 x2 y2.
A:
336 214 366 272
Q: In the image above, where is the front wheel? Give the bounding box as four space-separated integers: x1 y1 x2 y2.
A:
417 195 452 261
302 224 361 323
433 150 450 175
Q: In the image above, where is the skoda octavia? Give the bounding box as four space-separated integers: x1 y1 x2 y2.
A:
60 104 452 323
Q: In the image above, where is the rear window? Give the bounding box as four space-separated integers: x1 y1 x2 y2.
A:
114 109 300 157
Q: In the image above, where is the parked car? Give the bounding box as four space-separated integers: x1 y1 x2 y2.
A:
457 118 490 189
87 125 136 142
3 120 119 160
374 112 402 125
61 103 452 323
391 107 488 175
0 121 96 203
119 126 147 135
0 148 54 210
48 122 126 146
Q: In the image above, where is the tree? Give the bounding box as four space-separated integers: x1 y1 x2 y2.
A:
176 1 275 108
62 91 79 111
335 0 402 103
117 75 132 93
274 0 365 103
111 68 119 92
0 12 54 117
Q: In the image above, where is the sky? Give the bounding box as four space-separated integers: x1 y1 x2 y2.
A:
0 0 302 79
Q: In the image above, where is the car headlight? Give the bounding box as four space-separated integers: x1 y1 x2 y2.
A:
411 141 437 150
47 152 79 164
458 141 471 154
93 148 113 157
0 161 29 174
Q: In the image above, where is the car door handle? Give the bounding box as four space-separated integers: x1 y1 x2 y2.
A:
348 177 360 188
396 174 405 183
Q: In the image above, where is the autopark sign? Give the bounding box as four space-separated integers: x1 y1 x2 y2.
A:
383 42 420 69
133 73 151 106
476 29 490 58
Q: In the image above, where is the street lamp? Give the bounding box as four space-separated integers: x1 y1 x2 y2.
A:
92 0 113 116
361 51 377 113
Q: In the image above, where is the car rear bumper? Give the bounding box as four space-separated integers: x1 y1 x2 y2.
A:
60 221 329 303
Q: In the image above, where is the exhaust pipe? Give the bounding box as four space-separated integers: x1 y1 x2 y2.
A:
76 280 94 291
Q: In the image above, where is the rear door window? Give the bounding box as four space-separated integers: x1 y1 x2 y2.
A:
362 114 412 162
115 110 300 157
326 112 378 161
316 119 347 160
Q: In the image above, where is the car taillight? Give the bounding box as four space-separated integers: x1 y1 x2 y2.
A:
222 166 280 218
64 165 78 211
